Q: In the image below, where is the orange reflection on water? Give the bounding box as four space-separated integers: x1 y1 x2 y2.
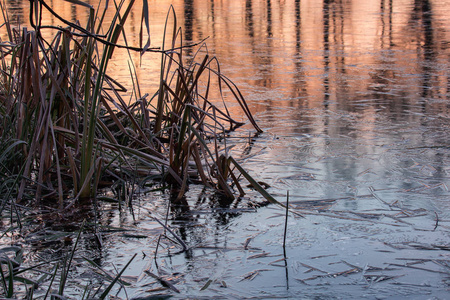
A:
1 0 449 121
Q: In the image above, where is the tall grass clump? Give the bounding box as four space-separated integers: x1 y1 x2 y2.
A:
0 0 272 218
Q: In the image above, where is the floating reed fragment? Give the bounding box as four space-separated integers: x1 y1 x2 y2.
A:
144 270 181 293
239 269 272 282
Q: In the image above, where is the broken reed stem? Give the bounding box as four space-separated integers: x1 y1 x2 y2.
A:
433 211 439 231
153 200 172 267
152 214 188 252
283 191 289 249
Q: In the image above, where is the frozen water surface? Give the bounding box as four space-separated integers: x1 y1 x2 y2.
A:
2 0 450 298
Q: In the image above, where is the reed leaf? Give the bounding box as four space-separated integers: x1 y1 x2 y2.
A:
58 220 85 295
228 156 284 207
99 253 137 299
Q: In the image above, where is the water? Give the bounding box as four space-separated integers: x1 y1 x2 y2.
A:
2 0 450 298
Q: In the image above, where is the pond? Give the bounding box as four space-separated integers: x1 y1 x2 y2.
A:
2 0 450 298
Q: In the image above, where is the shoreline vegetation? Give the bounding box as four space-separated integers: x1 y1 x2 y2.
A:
0 0 276 297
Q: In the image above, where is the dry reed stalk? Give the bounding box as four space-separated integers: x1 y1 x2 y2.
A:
0 0 269 213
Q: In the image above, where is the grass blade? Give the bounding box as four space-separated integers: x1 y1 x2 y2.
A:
99 253 137 299
59 220 85 295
